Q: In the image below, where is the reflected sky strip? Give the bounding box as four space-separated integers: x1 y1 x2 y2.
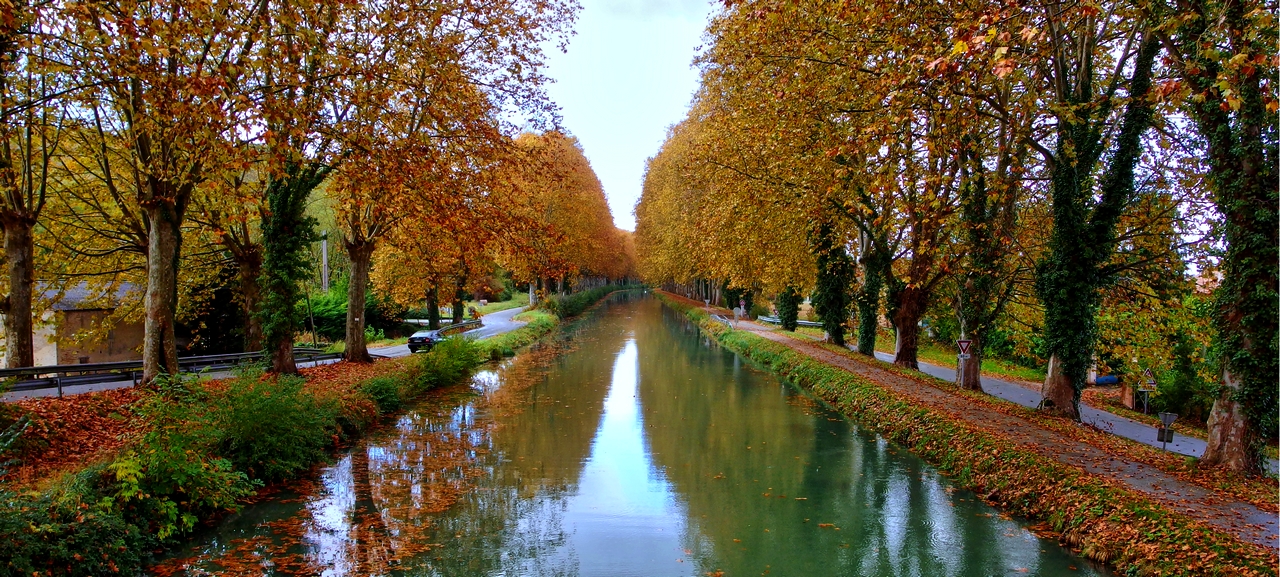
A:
550 338 694 576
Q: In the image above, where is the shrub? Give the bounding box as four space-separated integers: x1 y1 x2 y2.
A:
404 337 480 394
539 284 636 319
360 376 404 413
208 375 340 483
0 482 147 577
775 286 802 331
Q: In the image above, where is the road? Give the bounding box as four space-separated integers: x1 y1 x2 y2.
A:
870 350 1279 473
369 306 528 358
3 306 530 401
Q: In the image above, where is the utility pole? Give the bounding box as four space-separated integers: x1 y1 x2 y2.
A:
321 232 330 293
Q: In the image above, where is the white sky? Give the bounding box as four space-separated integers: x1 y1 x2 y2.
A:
541 0 718 231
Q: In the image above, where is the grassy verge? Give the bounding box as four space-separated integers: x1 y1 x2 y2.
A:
470 293 529 315
475 309 559 360
474 285 643 361
791 326 1047 383
657 292 1274 577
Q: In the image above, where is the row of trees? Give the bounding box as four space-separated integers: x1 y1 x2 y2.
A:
0 2 634 378
635 0 1275 472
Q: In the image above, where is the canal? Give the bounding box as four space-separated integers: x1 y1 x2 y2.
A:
159 293 1108 576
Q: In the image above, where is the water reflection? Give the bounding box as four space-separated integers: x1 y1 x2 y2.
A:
161 294 1107 577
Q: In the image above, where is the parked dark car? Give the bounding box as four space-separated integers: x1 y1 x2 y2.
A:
406 321 478 353
406 329 444 353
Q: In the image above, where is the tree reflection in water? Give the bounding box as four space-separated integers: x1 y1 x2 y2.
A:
158 293 1107 577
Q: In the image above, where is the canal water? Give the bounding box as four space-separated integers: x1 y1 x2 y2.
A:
159 293 1108 576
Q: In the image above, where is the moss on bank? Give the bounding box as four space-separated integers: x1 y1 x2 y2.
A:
657 292 1274 577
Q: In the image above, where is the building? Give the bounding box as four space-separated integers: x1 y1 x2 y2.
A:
2 283 144 367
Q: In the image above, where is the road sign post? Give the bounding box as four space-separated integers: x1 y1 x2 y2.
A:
1157 412 1178 450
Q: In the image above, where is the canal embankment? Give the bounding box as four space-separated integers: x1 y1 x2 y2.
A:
148 292 1118 577
0 285 637 577
656 290 1277 577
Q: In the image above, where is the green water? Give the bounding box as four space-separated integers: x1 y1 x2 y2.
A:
165 293 1108 576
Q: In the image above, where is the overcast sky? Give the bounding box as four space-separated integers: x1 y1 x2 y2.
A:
541 0 718 231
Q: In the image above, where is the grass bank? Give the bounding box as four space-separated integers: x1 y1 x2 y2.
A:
476 284 644 361
658 292 1274 577
0 284 639 576
0 338 482 577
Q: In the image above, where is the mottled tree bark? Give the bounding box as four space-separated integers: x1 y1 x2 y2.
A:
957 334 983 391
1 218 35 367
1040 354 1079 419
142 202 184 382
890 287 928 369
237 254 264 352
343 241 375 363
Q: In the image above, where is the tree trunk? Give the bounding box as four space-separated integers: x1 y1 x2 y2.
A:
426 286 440 329
527 282 536 306
343 241 375 363
142 203 183 383
1040 354 1079 419
2 219 35 368
1201 367 1257 471
890 287 927 369
238 256 264 352
957 334 983 391
855 260 884 357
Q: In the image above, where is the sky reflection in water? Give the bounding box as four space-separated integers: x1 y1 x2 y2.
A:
166 295 1108 577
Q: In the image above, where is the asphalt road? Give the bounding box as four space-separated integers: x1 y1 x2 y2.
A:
871 350 1279 473
3 306 530 401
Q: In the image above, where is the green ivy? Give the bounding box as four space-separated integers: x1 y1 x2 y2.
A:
810 222 854 346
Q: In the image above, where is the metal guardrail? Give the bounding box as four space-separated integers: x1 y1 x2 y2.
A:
0 347 342 396
711 314 736 329
756 315 824 328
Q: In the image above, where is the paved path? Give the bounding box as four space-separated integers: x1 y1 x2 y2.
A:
865 351 1279 474
4 307 530 401
743 323 1279 549
369 306 528 359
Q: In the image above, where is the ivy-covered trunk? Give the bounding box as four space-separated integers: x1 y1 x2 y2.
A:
142 200 184 382
810 222 854 346
260 166 323 374
1 217 35 367
343 240 375 363
855 245 889 357
776 286 800 331
1171 0 1279 473
1034 36 1159 420
955 139 1017 392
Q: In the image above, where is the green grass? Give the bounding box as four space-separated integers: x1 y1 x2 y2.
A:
470 293 529 315
656 292 1273 577
787 326 1045 383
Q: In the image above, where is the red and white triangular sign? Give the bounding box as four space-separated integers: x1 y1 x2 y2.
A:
957 340 973 355
1142 367 1154 379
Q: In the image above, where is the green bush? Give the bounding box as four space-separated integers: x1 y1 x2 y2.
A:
0 482 147 577
209 375 340 483
404 337 481 394
360 376 404 413
305 279 408 341
540 284 637 319
776 286 802 331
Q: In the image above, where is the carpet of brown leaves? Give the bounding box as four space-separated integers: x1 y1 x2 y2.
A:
2 387 145 487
